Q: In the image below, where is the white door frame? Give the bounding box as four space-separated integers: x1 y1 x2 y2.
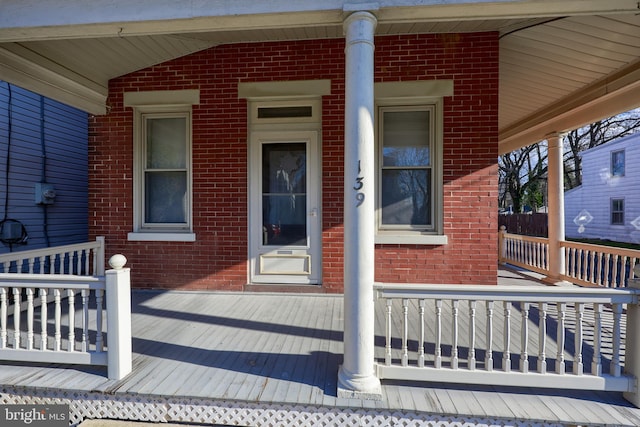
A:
249 130 322 284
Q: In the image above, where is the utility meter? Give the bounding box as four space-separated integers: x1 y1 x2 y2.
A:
35 183 56 205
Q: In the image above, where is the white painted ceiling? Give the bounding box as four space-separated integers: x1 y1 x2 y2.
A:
0 1 639 152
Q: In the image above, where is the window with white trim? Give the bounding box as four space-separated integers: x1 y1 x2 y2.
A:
129 107 194 241
376 102 445 244
124 90 198 242
611 198 624 225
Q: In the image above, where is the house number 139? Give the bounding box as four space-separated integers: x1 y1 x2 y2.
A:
354 161 365 207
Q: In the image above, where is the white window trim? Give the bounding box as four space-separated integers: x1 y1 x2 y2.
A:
125 90 199 242
374 94 447 246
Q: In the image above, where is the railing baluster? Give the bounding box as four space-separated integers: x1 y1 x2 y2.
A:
503 301 511 372
452 299 459 370
401 298 409 367
385 298 392 366
26 288 34 350
556 302 566 375
538 302 547 374
520 302 529 373
611 255 620 287
0 287 6 348
435 299 442 369
574 303 584 375
592 303 602 376
81 289 89 352
28 257 35 274
485 300 494 371
418 299 425 367
68 289 75 351
40 288 48 350
620 255 628 287
13 287 20 349
76 250 83 275
611 303 622 377
604 253 611 288
96 289 104 352
54 289 61 351
468 300 476 370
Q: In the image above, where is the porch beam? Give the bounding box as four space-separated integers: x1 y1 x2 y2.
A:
0 45 107 115
338 9 382 400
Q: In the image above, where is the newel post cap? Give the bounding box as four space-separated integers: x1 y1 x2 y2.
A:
109 254 127 270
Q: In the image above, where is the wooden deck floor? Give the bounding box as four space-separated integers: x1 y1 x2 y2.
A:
1 267 640 426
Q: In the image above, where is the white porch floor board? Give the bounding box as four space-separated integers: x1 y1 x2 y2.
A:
0 270 639 426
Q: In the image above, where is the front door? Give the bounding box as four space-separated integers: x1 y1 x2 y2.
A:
249 131 321 284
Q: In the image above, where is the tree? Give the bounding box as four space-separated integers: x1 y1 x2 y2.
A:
564 109 640 190
499 143 547 213
499 108 640 211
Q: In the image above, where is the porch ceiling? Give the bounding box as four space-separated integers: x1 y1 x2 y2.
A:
0 0 639 153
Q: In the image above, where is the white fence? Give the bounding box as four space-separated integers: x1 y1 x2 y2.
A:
0 240 131 380
498 227 640 287
375 281 640 403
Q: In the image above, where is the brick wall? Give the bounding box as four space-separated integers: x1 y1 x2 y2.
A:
89 32 499 291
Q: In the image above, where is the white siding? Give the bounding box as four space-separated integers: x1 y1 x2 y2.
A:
564 133 640 244
0 81 88 254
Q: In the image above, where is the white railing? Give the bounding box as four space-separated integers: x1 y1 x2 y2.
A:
561 240 640 288
375 281 640 402
0 251 131 380
498 227 640 287
498 227 549 275
0 236 105 276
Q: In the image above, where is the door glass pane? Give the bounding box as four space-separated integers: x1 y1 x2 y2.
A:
382 110 430 167
262 143 307 246
381 169 431 226
146 117 186 169
145 171 187 223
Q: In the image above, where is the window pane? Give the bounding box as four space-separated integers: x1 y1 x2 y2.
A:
611 151 625 176
262 195 307 245
381 169 431 226
145 171 187 223
383 110 430 167
611 199 624 225
146 117 186 169
262 143 307 194
262 142 307 245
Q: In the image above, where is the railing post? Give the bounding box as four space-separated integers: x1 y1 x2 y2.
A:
498 226 506 264
624 264 640 407
96 236 106 276
105 254 131 380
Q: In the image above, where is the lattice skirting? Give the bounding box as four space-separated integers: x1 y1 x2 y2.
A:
0 386 566 427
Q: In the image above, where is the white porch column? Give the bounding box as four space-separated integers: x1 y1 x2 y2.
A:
338 10 382 399
545 132 566 284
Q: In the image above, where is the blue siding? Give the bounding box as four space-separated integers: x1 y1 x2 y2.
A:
0 81 88 254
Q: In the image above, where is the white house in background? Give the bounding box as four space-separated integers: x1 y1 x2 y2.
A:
564 132 640 244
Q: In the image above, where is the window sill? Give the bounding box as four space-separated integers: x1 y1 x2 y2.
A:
127 232 196 242
375 234 448 245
